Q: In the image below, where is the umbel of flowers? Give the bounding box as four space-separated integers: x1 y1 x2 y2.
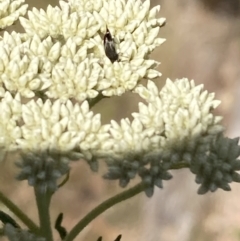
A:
0 0 239 241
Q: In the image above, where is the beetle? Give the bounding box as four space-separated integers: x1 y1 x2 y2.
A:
103 28 119 63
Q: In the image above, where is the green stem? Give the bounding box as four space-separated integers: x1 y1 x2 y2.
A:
34 188 53 241
58 171 70 188
64 182 147 241
0 190 39 233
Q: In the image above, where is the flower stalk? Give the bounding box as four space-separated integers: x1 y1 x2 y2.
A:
0 190 39 234
34 187 53 241
64 182 148 241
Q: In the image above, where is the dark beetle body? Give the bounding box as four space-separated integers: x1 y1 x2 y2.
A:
103 28 119 63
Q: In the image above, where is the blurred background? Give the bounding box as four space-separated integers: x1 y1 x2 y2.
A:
1 0 240 241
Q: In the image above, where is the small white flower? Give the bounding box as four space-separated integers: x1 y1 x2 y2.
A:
0 92 22 150
0 0 28 29
134 78 224 163
15 0 165 99
0 97 110 160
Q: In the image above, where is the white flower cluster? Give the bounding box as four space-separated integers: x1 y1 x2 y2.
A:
0 91 110 161
103 78 227 195
1 0 238 195
134 78 224 161
0 33 51 98
0 78 224 160
0 0 28 29
0 0 165 100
